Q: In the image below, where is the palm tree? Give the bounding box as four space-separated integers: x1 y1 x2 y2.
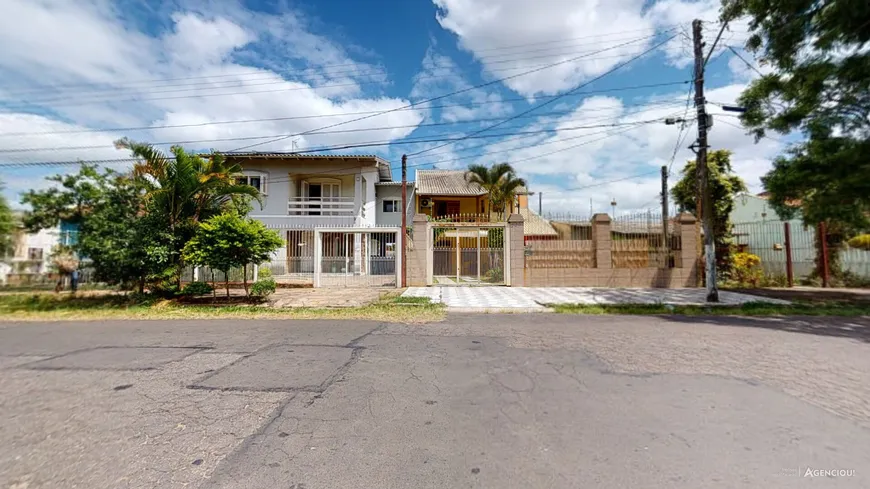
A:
115 138 262 286
464 162 526 219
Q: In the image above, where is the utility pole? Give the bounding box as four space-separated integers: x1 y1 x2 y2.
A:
693 19 718 302
661 165 668 266
538 192 542 215
401 154 407 288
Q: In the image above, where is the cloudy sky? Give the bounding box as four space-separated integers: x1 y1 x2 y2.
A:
0 0 792 215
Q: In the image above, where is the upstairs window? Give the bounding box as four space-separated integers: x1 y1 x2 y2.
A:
383 199 400 213
236 171 268 194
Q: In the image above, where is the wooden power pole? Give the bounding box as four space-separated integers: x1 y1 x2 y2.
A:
661 165 668 265
401 154 407 288
693 19 718 302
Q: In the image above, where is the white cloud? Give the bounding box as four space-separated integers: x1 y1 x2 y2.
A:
0 0 424 185
410 47 510 123
434 0 661 97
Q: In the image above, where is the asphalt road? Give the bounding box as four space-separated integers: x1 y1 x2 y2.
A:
1 314 869 488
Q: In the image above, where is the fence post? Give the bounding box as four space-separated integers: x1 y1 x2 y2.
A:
819 221 830 288
253 264 259 282
783 221 793 287
193 266 199 282
507 213 524 286
314 230 322 288
591 213 612 269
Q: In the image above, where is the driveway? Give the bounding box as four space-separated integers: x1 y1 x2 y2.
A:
1 315 868 488
402 286 787 310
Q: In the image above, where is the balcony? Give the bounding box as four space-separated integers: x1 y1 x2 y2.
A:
288 197 355 217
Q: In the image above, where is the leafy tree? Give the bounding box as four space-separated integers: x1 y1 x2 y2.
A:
464 163 527 218
0 180 15 258
723 0 870 271
116 139 262 285
671 150 747 275
21 166 171 292
182 213 283 297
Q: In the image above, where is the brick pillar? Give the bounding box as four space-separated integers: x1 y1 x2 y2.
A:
406 214 429 286
676 212 699 286
591 213 612 269
507 214 524 287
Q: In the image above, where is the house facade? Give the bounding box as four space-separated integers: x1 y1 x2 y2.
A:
414 169 556 240
223 153 411 285
1 219 78 286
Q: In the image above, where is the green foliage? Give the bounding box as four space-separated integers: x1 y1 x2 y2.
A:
847 234 870 251
0 179 15 257
730 252 763 287
181 281 213 297
723 0 870 231
183 213 283 297
257 265 273 279
22 166 171 291
464 163 527 217
116 139 263 285
671 150 747 274
250 278 277 298
483 267 504 283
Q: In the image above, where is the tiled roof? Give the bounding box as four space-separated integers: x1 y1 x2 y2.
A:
416 170 528 195
519 208 558 236
223 153 393 181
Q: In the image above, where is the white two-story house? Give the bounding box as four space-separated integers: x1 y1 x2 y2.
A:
224 153 414 280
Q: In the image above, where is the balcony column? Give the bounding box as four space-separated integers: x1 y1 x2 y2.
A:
287 175 297 215
363 172 376 227
353 174 363 226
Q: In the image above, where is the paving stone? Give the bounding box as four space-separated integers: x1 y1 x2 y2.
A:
402 286 788 310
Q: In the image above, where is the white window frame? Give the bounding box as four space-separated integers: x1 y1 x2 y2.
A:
238 170 269 195
382 199 401 213
302 177 342 200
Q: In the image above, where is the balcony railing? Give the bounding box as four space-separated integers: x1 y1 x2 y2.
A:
288 197 355 217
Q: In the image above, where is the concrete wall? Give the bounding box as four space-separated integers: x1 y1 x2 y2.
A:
403 212 699 288
376 185 415 227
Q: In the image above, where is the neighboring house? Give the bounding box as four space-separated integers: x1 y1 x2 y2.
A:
1 218 78 285
374 181 416 227
413 169 556 241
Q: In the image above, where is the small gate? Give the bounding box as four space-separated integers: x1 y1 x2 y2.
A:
314 227 401 288
431 224 507 285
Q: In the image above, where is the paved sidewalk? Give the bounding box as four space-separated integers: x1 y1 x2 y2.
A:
402 286 787 310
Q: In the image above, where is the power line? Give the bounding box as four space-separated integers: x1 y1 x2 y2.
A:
0 115 669 155
228 31 671 153
0 81 687 137
0 118 672 169
727 46 765 76
3 49 659 107
407 33 678 157
1 26 684 95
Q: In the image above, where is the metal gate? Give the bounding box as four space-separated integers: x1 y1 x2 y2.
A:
314 227 400 288
431 224 506 285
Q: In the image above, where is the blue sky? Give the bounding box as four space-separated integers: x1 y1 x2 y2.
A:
0 0 787 214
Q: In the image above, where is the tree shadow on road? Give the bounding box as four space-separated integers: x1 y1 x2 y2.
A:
664 314 870 343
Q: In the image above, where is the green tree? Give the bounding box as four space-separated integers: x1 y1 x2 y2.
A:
464 163 527 218
0 180 15 258
182 213 283 297
115 139 262 285
723 0 870 267
671 150 747 275
21 166 171 292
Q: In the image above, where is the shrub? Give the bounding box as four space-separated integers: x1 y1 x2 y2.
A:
731 252 763 287
250 278 277 298
847 234 870 251
258 265 273 279
483 267 504 283
181 281 213 297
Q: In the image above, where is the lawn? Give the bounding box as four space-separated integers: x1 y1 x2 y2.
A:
0 293 445 323
550 301 870 316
